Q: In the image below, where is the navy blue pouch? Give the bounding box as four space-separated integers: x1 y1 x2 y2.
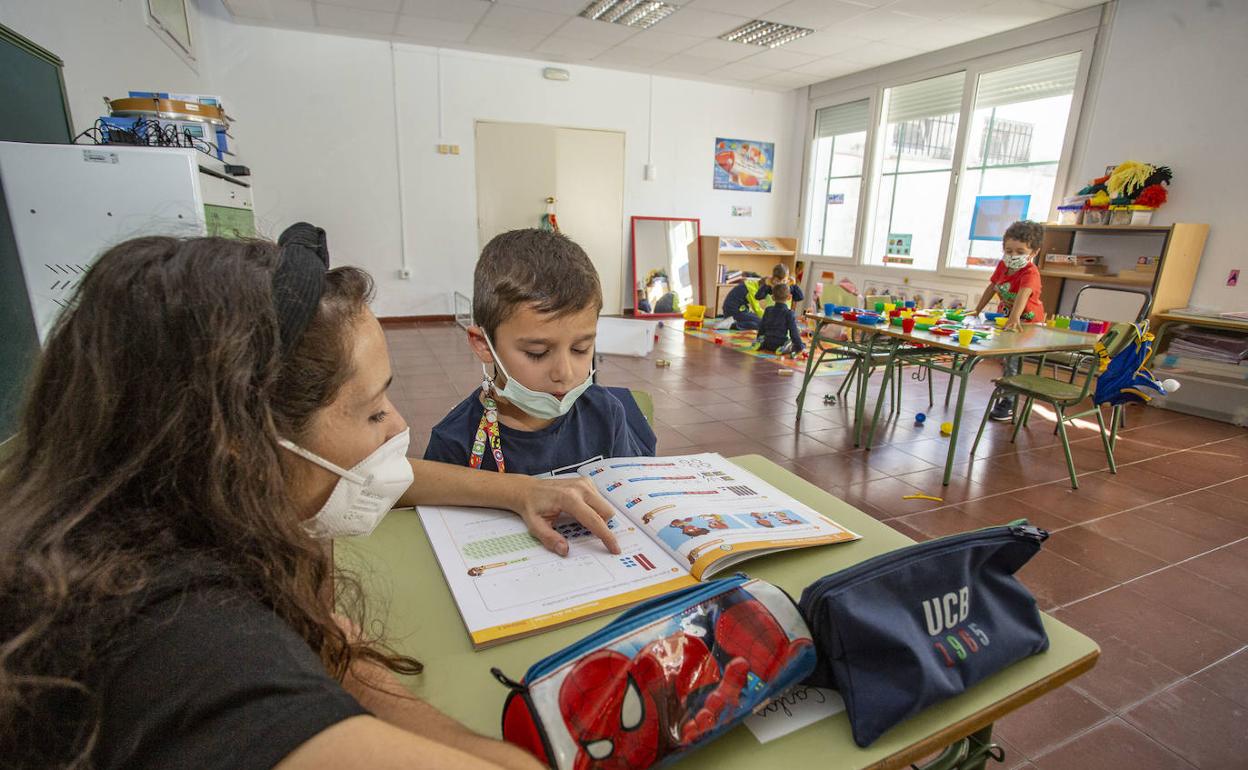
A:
799 522 1049 748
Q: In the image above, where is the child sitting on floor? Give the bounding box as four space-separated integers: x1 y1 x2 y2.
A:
757 283 805 356
424 229 651 476
971 219 1047 422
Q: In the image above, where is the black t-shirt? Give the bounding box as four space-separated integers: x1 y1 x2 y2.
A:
92 588 368 769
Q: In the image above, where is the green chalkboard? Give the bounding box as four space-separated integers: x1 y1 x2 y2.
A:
0 22 72 440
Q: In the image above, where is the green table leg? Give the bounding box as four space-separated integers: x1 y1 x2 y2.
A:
942 354 979 486
866 340 903 450
794 319 828 419
853 333 879 448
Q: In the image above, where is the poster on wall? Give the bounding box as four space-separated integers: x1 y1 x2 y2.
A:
714 138 774 193
969 195 1030 241
883 233 913 265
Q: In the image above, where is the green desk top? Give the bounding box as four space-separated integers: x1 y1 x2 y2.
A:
337 456 1099 769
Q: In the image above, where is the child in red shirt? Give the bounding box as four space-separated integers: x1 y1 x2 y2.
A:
972 220 1046 421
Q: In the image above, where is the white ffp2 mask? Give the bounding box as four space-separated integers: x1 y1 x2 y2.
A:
481 334 594 421
278 429 413 538
1002 252 1031 270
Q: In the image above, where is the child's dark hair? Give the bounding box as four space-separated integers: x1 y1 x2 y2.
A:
473 229 603 339
1003 220 1044 250
772 283 791 303
772 263 789 280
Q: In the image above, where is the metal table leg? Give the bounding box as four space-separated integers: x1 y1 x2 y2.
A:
795 318 829 419
853 333 880 447
942 354 980 486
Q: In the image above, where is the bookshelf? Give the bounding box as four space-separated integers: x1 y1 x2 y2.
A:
698 235 797 312
1037 222 1209 325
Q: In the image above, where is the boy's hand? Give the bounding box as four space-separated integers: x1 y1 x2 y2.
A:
515 477 620 556
1004 319 1022 332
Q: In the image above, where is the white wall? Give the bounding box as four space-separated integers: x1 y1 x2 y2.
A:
0 0 211 139
1069 0 1248 312
197 5 802 317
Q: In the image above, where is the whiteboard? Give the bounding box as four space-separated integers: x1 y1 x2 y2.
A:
0 142 206 342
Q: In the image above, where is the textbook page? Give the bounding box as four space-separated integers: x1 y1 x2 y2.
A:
418 504 695 648
577 454 859 579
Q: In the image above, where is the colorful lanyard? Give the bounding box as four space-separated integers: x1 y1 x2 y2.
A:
469 393 506 473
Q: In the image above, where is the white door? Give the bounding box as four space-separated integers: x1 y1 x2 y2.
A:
475 122 626 314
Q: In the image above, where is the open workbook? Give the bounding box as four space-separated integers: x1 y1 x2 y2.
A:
418 453 859 648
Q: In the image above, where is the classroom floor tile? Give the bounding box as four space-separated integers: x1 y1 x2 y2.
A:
384 321 1248 769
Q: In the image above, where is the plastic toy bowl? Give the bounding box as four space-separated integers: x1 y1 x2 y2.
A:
930 328 955 336
944 311 967 322
857 313 883 324
841 312 858 322
914 319 935 330
984 312 1004 321
890 316 905 326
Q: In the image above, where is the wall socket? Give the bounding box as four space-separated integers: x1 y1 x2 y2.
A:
397 268 411 279
436 144 460 155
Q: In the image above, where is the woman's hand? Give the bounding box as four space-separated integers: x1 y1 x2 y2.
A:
510 476 620 556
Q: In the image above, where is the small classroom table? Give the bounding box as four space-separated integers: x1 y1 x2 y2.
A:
337 455 1099 770
796 313 1101 485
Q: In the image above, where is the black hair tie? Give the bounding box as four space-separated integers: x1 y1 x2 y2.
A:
273 222 330 357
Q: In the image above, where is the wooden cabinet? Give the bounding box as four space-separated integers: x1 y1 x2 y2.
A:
698 235 797 312
1037 223 1209 326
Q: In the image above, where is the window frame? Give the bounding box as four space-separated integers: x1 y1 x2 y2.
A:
798 27 1098 281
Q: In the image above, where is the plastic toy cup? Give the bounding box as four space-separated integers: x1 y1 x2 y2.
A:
889 309 902 318
1055 316 1071 329
874 302 886 313
1070 319 1089 332
1046 318 1057 327
905 301 916 309
1088 320 1107 334
957 328 975 346
824 303 836 317
902 317 916 334
995 316 1008 328
901 310 913 319
884 303 896 313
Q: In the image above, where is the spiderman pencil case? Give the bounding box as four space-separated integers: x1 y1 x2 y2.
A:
799 522 1050 748
492 575 816 769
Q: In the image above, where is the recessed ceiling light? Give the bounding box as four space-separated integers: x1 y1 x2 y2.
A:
580 0 677 30
720 20 814 48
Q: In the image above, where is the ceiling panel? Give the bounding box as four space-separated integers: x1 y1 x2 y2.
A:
221 0 1084 93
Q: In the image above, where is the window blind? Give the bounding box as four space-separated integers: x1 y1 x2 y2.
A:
814 98 869 139
974 52 1081 110
885 71 965 123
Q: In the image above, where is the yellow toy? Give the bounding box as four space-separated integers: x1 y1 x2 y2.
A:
682 304 707 330
940 421 953 436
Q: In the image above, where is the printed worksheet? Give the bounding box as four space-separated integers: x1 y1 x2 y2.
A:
419 505 694 648
418 453 857 648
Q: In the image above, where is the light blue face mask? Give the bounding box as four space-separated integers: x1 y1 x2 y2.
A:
481 333 594 421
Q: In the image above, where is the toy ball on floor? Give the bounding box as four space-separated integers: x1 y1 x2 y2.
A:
714 336 724 345
1162 378 1181 393
915 412 927 424
940 421 953 436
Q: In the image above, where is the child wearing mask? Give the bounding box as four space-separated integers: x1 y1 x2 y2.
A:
424 229 650 476
971 220 1047 421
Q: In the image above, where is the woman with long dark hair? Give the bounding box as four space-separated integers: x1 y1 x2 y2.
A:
0 225 611 768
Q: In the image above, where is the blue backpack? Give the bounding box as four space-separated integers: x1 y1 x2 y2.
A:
1093 323 1168 406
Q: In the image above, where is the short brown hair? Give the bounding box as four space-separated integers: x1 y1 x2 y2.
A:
1003 220 1044 250
772 283 791 303
772 263 789 280
473 229 602 339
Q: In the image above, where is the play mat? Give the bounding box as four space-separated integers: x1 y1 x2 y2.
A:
682 323 854 376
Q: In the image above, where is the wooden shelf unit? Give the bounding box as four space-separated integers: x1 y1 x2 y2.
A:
1037 222 1209 325
699 235 797 312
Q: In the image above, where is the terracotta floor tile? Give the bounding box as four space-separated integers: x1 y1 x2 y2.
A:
668 420 749 445
1129 566 1248 641
1043 525 1167 583
1058 586 1241 677
1123 680 1248 770
1016 550 1118 611
836 476 932 520
1085 511 1224 563
795 451 888 485
1179 543 1248 593
1190 649 1248 710
1179 486 1248 523
755 432 843 461
1132 499 1248 548
1032 718 1194 770
994 684 1112 761
1007 480 1124 524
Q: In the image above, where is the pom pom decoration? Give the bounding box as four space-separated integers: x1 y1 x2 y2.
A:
1092 174 1111 185
1134 184 1168 208
1107 160 1156 199
1089 190 1112 208
1142 166 1173 189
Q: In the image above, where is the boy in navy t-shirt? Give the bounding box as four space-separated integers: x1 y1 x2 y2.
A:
757 283 805 355
424 229 651 477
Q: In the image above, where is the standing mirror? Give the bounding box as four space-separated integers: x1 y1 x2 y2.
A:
630 216 701 317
